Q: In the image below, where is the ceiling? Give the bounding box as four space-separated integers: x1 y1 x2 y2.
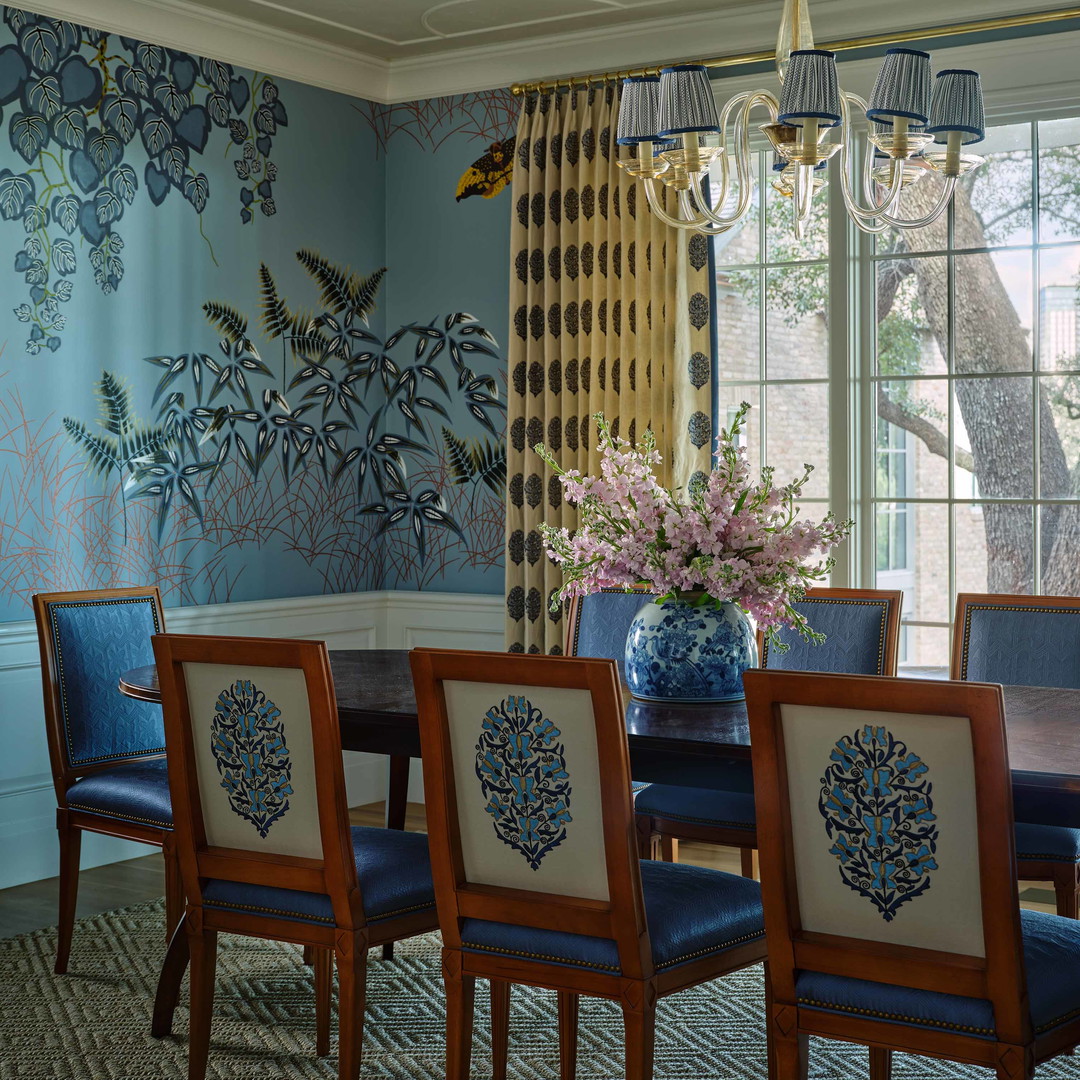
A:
16 0 1077 103
180 0 733 60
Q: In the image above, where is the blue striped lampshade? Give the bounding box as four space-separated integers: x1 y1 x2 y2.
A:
617 76 661 144
867 48 932 126
777 49 841 128
657 64 720 137
771 153 826 173
927 69 985 145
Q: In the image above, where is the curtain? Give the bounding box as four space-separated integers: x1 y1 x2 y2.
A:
505 84 714 654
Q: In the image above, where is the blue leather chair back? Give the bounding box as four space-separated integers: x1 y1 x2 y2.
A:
41 592 165 771
760 593 898 676
567 588 661 666
955 595 1080 688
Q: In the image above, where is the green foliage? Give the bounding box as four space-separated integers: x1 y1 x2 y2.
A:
203 302 253 350
257 263 292 339
442 427 506 495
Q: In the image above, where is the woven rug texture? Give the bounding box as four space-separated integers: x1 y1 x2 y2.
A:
1 899 1079 1079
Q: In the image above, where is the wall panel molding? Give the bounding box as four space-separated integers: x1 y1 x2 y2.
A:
0 589 502 890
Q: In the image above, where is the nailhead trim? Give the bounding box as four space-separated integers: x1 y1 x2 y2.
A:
68 803 172 830
202 897 436 926
1037 1005 1080 1034
464 927 765 974
1016 851 1080 863
798 996 994 1036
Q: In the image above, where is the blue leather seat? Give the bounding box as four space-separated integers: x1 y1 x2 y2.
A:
797 909 1080 1040
1015 822 1080 863
64 758 172 829
462 860 763 974
634 785 756 830
202 827 435 926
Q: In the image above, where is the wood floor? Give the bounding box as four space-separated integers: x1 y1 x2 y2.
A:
0 800 1057 940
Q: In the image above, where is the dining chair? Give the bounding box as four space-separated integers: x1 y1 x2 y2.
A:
152 633 438 1080
410 647 768 1080
953 592 1080 918
745 667 1080 1080
564 586 662 856
636 587 903 872
32 586 182 974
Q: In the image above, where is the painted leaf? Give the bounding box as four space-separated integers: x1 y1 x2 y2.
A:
51 107 86 149
202 57 232 95
0 170 34 219
25 74 61 118
183 173 209 213
94 188 124 226
141 112 172 157
19 24 60 72
10 112 47 163
135 42 165 78
110 163 138 204
161 145 188 185
51 237 75 275
117 64 150 97
206 92 229 127
102 93 138 142
86 128 121 173
153 78 188 122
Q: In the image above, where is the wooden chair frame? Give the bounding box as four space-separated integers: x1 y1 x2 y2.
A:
151 634 438 1080
32 585 182 974
410 648 767 1080
745 668 1080 1080
954 592 1080 919
646 587 903 870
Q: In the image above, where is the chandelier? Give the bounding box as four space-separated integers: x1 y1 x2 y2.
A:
615 0 985 237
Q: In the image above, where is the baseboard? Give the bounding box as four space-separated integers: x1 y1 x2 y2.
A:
0 589 503 889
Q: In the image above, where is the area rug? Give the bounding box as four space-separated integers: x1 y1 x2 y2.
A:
1 899 1077 1079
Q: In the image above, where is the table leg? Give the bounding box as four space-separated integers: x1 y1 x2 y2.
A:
382 755 411 960
152 913 191 1037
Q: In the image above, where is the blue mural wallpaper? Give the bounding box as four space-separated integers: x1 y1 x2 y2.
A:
0 6 516 622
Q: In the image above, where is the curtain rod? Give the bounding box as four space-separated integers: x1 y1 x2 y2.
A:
510 5 1080 95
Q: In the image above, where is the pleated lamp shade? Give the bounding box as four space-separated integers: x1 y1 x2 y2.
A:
617 76 661 144
777 49 841 128
657 64 721 137
927 69 985 145
867 48 932 126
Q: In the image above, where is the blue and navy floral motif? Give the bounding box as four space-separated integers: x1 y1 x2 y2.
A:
0 9 285 354
210 679 292 838
625 597 756 702
819 725 939 922
475 695 572 870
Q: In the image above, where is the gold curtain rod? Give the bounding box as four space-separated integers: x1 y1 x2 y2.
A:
510 5 1080 95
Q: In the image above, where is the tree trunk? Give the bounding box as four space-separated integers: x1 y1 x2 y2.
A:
883 175 1080 593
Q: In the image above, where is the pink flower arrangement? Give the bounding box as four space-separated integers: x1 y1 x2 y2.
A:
535 403 852 647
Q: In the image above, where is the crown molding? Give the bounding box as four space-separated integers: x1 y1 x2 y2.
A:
10 0 1073 105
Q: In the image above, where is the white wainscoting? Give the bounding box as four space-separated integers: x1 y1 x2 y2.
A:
0 590 503 890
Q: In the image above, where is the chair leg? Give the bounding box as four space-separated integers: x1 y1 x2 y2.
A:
870 1047 893 1080
443 950 475 1080
302 945 315 965
314 948 333 1057
995 1044 1035 1080
336 935 368 1080
490 980 510 1080
152 914 191 1038
558 991 579 1080
660 836 678 863
1053 867 1080 919
740 848 756 879
772 1029 809 1080
162 833 183 941
382 755 411 961
622 992 657 1080
54 812 81 975
186 926 218 1080
635 815 659 860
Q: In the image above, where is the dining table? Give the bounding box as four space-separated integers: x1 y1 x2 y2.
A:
120 647 1080 827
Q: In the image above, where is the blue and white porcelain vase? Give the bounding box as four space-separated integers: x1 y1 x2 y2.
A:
625 594 758 703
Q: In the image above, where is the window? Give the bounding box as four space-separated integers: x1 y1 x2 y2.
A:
711 110 1080 672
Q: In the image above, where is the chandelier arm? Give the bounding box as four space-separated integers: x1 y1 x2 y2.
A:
643 177 717 231
684 90 779 227
835 92 906 224
676 189 743 234
879 174 958 229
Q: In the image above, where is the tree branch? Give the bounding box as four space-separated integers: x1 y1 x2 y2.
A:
876 259 915 323
877 386 975 473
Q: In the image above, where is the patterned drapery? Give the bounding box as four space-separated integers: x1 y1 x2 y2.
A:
505 85 714 654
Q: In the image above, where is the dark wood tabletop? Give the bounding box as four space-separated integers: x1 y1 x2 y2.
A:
120 648 1080 814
